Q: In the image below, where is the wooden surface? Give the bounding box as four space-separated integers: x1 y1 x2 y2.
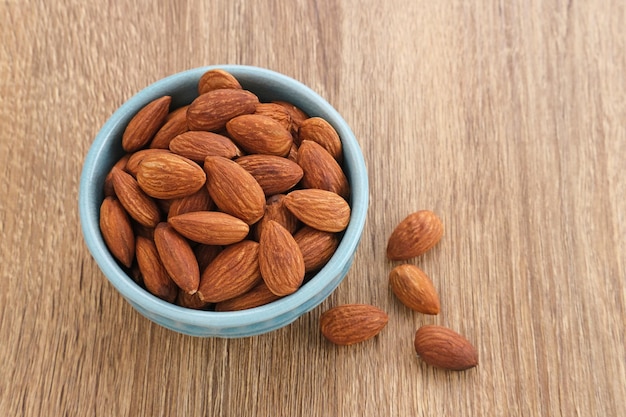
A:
1 1 624 415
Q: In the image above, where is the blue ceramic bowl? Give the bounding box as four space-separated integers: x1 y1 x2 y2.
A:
79 65 368 337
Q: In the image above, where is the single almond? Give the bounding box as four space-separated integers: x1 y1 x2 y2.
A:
255 102 292 131
99 196 135 268
298 117 343 162
197 240 261 303
214 282 282 311
136 152 206 199
122 96 171 152
154 222 200 295
226 114 293 156
150 105 189 149
297 140 350 199
259 220 305 296
387 210 444 260
110 167 161 228
169 131 242 162
284 189 350 233
125 149 172 177
273 101 308 137
236 154 303 196
198 69 242 95
187 88 259 131
389 264 440 314
414 325 478 371
203 156 266 224
320 304 389 345
254 194 299 241
169 211 250 245
294 226 340 273
167 187 214 219
135 236 178 303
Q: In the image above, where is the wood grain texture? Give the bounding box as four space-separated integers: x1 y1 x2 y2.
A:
1 0 624 416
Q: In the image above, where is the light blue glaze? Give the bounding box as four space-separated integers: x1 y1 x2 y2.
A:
79 65 368 338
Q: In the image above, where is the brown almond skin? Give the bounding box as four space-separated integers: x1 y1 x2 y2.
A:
226 114 293 156
125 149 172 177
414 325 478 371
176 290 211 310
214 282 282 311
110 167 161 228
294 226 339 273
259 220 305 296
386 210 444 260
297 140 350 199
104 154 131 197
99 196 135 268
122 96 171 152
254 194 299 241
135 236 178 303
273 101 308 137
198 69 242 95
150 105 190 149
255 102 292 131
169 131 242 162
284 189 350 233
197 240 261 303
320 304 389 345
187 88 259 131
169 211 250 245
194 244 222 271
203 156 266 224
236 154 303 196
136 153 207 199
389 264 440 314
167 187 214 219
153 223 200 295
298 117 343 162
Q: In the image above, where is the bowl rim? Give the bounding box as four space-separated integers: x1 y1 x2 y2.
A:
79 64 368 333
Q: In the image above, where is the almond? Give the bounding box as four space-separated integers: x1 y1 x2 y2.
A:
226 114 293 156
198 69 242 95
389 264 440 314
125 148 171 177
255 102 292 131
176 290 211 310
110 167 161 228
273 101 308 137
320 304 389 345
414 325 478 371
254 194 299 241
203 156 266 224
214 282 281 311
297 140 350 199
387 210 444 260
136 152 206 199
187 88 259 131
122 95 171 152
197 240 261 303
169 211 249 245
135 236 178 303
294 226 340 273
259 220 305 296
194 244 222 271
283 189 350 233
169 131 242 162
99 196 135 268
236 154 303 196
153 222 200 295
298 117 343 162
167 187 214 219
150 105 189 149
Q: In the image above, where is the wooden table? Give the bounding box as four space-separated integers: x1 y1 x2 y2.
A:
1 1 624 415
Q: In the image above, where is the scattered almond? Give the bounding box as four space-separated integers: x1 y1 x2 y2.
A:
389 264 440 314
414 325 478 371
320 304 389 345
387 210 444 260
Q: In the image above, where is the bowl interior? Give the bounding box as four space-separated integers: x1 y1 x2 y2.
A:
79 65 368 337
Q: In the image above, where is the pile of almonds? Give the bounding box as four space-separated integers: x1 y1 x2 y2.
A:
319 210 479 371
100 69 351 311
